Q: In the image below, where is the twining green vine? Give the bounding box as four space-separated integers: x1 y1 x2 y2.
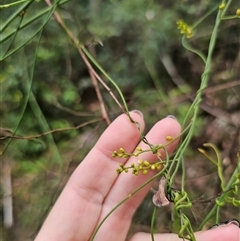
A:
198 144 240 227
91 1 240 240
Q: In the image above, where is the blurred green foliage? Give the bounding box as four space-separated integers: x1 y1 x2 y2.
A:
1 0 240 240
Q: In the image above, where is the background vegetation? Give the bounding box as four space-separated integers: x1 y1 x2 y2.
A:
1 0 239 240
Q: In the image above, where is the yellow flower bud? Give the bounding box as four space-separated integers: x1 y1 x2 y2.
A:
138 159 143 164
143 169 148 174
236 9 240 16
219 3 225 10
143 160 150 166
134 152 139 157
166 135 173 141
119 148 125 153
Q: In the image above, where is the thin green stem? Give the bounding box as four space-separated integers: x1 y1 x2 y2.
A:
151 206 157 241
81 46 131 117
27 90 62 163
0 0 71 43
89 170 164 241
197 161 240 230
191 4 218 29
198 148 218 166
182 36 206 63
1 13 24 57
181 157 185 192
168 128 192 187
221 15 240 20
0 0 34 33
1 1 61 60
0 0 32 8
1 29 43 156
216 206 220 223
203 143 226 190
171 1 231 188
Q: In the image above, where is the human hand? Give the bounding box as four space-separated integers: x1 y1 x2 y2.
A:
35 111 240 241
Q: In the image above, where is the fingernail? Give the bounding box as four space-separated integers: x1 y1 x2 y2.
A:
131 110 144 119
165 115 177 120
210 219 240 229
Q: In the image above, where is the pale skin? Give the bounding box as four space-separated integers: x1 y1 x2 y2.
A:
35 111 240 241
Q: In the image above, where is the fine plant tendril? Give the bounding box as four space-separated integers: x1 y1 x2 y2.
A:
89 170 167 241
197 146 240 229
151 206 157 241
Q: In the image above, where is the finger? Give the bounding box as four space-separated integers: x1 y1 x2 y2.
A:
129 224 240 241
69 110 145 201
95 117 181 241
35 111 145 241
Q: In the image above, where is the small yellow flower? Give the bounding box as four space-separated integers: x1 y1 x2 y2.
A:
136 146 142 151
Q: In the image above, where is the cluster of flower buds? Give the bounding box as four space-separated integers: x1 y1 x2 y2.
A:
113 146 167 175
116 159 163 176
113 135 175 175
176 19 193 39
112 146 143 158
